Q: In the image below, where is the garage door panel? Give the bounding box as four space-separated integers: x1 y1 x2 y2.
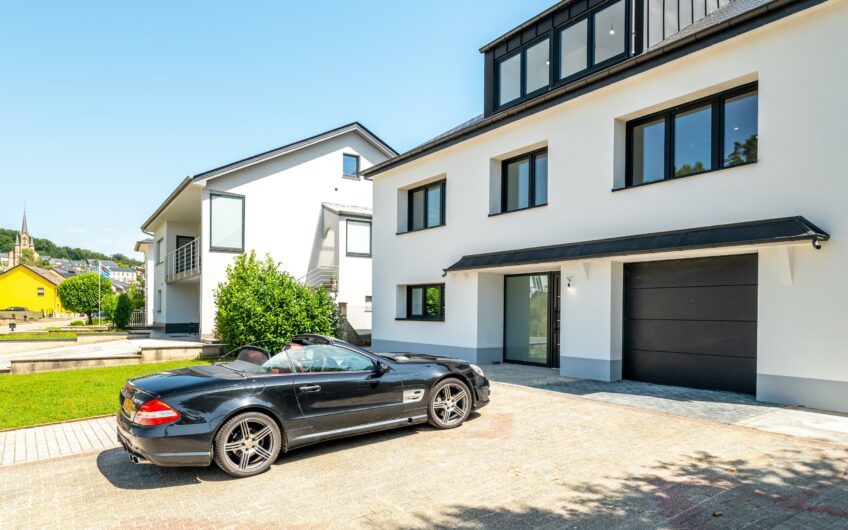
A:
625 320 756 358
624 285 757 321
622 350 757 394
625 254 757 289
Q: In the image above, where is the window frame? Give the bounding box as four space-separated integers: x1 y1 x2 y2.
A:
498 148 549 214
404 283 445 322
406 179 446 233
37 287 45 297
342 153 360 179
624 82 758 189
208 191 246 253
345 219 372 257
495 33 553 109
494 0 630 112
155 238 163 264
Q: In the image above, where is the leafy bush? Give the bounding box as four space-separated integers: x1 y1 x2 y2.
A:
112 294 133 329
91 317 105 325
214 251 340 352
57 273 112 324
69 320 85 326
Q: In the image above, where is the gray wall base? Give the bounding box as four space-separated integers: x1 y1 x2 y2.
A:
757 374 848 414
371 340 501 364
560 356 622 382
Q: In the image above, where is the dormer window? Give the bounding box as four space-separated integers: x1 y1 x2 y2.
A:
497 37 551 107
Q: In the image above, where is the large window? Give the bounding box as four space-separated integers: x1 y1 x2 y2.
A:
343 153 360 178
407 179 445 232
406 284 444 321
558 0 626 81
209 192 245 252
155 238 163 264
346 219 371 257
559 19 587 79
497 37 550 107
501 149 548 213
626 84 758 187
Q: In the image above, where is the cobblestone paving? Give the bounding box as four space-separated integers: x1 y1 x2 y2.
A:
0 417 118 466
1 383 846 529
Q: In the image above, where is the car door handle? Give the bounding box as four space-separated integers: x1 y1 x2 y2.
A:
299 385 321 392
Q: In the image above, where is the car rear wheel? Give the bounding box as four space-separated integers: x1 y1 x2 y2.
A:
427 378 472 429
213 411 281 478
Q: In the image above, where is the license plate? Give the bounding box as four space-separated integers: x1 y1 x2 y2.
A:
122 396 136 417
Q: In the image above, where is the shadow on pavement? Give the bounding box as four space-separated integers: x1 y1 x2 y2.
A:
400 449 848 529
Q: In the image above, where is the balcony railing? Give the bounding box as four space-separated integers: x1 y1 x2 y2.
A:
166 238 201 282
299 266 338 292
129 309 146 327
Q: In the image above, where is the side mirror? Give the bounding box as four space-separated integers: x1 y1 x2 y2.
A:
374 362 390 377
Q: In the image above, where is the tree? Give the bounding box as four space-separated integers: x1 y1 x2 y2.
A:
58 273 112 324
19 248 38 266
128 283 145 310
0 234 13 254
214 251 340 352
112 293 133 329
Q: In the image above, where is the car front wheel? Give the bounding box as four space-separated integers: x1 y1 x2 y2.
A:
213 411 282 478
427 378 472 429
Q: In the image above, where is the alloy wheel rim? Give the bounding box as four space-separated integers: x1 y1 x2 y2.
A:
222 419 276 471
432 383 469 426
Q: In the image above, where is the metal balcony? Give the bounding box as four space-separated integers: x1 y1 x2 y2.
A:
300 266 338 292
165 238 201 282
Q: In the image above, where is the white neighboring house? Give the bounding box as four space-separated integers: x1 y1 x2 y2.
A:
138 122 396 339
365 0 848 413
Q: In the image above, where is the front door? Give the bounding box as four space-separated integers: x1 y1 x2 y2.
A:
287 344 404 433
504 272 560 367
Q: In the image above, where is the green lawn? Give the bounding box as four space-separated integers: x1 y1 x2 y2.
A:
0 332 77 340
0 359 214 430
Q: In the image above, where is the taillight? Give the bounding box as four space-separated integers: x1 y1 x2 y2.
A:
134 399 181 426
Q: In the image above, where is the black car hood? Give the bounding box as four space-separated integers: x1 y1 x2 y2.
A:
129 363 244 398
378 352 469 365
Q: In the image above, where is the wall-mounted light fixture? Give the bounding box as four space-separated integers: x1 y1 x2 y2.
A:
566 276 574 289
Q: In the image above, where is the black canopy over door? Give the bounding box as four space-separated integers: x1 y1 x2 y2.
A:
623 254 757 394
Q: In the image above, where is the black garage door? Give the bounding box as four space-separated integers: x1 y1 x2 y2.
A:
623 254 757 394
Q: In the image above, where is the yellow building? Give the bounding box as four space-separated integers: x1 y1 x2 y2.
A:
0 265 66 315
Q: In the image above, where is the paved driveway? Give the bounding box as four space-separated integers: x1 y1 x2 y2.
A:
1 382 846 529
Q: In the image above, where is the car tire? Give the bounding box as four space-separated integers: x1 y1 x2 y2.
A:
427 378 472 429
213 411 282 478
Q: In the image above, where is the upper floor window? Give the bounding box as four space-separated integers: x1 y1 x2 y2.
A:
210 192 245 252
155 238 163 264
501 149 548 213
408 180 446 232
343 153 360 178
37 287 44 297
497 37 551 107
346 219 371 257
559 0 626 81
626 83 758 187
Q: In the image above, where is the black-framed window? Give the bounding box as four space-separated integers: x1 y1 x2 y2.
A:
494 0 629 111
37 287 44 297
407 179 446 232
497 36 551 107
209 192 245 252
343 153 360 178
626 83 758 188
501 149 548 213
346 219 371 257
406 284 445 321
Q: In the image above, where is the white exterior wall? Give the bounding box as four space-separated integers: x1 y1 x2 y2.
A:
149 220 201 330
372 2 848 412
199 131 387 337
337 214 373 332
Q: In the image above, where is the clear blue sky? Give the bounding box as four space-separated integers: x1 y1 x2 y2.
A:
0 0 554 256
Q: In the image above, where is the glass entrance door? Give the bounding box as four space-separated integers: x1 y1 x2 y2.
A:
504 274 552 365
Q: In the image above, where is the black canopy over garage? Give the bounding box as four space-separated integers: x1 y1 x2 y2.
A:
445 216 828 272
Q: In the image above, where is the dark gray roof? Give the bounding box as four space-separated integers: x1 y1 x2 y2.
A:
191 122 397 182
447 217 828 272
365 0 813 179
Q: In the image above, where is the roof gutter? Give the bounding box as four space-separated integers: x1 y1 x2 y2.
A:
364 0 809 179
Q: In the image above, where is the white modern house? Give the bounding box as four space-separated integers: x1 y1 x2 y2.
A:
138 123 396 340
365 0 848 413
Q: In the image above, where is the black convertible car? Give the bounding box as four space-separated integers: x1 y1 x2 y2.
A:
117 334 490 477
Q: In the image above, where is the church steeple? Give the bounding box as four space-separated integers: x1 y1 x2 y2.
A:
21 208 28 235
